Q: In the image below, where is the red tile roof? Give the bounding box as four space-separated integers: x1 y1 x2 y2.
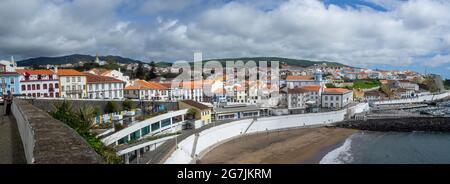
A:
300 85 321 92
16 69 54 75
286 76 314 81
56 69 85 76
125 80 168 90
83 72 124 84
324 88 351 94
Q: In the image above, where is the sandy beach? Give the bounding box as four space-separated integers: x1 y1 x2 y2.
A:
199 127 357 164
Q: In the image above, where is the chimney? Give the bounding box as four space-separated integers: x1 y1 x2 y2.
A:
54 66 58 74
118 67 121 73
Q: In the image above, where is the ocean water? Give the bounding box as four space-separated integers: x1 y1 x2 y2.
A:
320 131 450 164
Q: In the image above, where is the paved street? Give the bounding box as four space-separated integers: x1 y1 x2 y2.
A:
0 105 26 164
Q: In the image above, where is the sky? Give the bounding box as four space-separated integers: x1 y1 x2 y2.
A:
0 0 449 78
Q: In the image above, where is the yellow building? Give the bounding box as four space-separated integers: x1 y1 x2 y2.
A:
178 100 212 126
353 88 365 102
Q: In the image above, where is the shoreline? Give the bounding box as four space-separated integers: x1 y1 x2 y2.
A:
199 127 357 164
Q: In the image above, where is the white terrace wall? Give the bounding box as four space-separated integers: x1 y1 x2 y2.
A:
373 91 450 105
165 103 369 164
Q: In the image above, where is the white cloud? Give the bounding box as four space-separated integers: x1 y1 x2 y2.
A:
0 0 450 70
425 54 450 67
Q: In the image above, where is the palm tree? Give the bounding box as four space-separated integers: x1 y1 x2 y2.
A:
51 100 75 127
187 108 199 120
75 106 96 132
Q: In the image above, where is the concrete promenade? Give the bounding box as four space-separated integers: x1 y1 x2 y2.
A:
0 105 26 164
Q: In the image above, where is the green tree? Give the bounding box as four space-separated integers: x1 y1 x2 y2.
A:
147 61 158 80
135 63 145 79
75 106 96 132
187 108 199 120
381 85 394 98
50 101 123 164
105 101 119 114
122 99 135 111
51 100 77 128
326 83 337 88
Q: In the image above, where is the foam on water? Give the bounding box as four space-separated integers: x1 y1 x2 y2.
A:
319 134 355 164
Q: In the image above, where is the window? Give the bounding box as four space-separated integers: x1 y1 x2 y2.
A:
72 77 75 82
118 136 129 144
21 85 25 91
55 83 58 88
130 131 141 141
78 77 81 82
151 122 160 131
43 84 47 89
141 126 150 136
10 77 14 84
36 84 40 90
61 86 64 92
32 84 35 90
49 83 53 89
325 96 328 101
66 77 70 82
330 96 334 101
161 119 171 127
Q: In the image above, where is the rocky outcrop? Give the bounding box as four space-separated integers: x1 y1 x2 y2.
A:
336 117 450 132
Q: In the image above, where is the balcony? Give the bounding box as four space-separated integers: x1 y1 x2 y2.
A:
65 90 83 94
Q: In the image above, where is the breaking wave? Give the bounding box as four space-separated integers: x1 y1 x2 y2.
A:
319 134 355 164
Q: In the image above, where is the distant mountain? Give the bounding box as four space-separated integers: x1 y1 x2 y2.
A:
18 55 348 69
17 54 144 66
201 57 348 68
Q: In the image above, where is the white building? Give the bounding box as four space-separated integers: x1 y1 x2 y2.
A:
94 54 107 66
0 56 18 72
84 72 125 99
286 70 324 89
321 88 353 109
55 69 87 99
287 85 322 114
170 81 204 102
87 68 130 85
124 80 170 101
16 69 60 98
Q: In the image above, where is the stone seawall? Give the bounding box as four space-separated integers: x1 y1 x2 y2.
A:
12 99 103 164
23 98 178 113
335 117 450 132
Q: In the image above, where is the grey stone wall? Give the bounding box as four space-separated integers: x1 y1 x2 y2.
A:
24 99 178 113
12 99 103 164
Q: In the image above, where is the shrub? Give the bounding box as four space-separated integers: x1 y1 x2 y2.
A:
105 101 119 114
122 99 135 111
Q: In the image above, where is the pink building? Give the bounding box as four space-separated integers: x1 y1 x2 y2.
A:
16 69 60 98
